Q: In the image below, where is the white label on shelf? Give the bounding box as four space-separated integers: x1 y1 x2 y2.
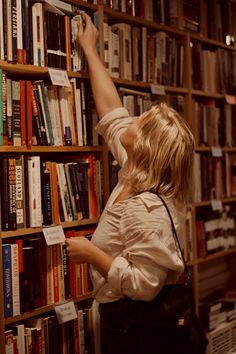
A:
150 84 166 95
43 225 65 245
54 301 77 324
48 68 70 87
225 95 236 105
211 200 223 211
211 147 223 157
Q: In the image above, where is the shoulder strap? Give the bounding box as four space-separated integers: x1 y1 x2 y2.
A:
157 194 191 282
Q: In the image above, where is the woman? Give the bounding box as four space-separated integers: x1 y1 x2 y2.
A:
66 13 195 354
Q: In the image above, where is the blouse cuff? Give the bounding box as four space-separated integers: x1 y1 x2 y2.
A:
107 256 129 293
96 107 130 136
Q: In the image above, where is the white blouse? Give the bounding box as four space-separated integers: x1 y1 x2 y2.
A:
90 107 186 304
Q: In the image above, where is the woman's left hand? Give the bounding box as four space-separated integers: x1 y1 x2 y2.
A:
66 237 94 264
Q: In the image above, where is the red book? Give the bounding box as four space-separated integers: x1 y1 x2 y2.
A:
51 244 59 303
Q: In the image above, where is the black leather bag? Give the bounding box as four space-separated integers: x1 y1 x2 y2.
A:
99 194 208 354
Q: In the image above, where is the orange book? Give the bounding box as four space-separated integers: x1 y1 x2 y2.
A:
65 15 71 72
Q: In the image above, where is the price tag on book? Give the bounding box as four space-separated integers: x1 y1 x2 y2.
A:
225 95 236 105
211 199 223 211
48 68 71 87
211 147 223 157
54 301 77 324
43 225 65 245
150 84 166 95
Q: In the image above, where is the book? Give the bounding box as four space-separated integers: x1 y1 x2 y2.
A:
2 244 13 318
11 243 20 316
27 155 42 227
12 80 21 146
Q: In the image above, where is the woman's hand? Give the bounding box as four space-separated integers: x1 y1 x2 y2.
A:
77 12 99 56
66 237 95 264
66 237 113 278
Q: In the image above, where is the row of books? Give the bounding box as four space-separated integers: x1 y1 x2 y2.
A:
119 88 185 117
194 153 236 202
2 228 94 318
196 206 236 258
193 100 236 148
0 154 102 231
192 44 236 94
101 0 236 46
103 0 182 28
0 0 90 70
4 307 93 353
199 289 236 331
104 20 184 86
0 71 99 147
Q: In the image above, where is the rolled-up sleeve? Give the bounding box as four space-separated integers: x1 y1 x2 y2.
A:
96 107 133 167
107 197 184 301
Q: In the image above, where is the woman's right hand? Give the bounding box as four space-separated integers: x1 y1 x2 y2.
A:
78 12 99 56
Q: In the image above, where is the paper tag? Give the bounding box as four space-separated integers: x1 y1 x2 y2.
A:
54 301 77 324
43 225 65 245
48 68 70 87
211 147 223 157
211 200 223 211
225 95 236 105
150 84 166 95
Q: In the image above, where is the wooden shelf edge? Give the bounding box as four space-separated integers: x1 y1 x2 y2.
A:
4 293 93 325
193 197 236 208
103 7 186 36
197 247 236 264
1 218 99 239
0 145 103 153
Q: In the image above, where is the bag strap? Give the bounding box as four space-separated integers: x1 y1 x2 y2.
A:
157 194 191 282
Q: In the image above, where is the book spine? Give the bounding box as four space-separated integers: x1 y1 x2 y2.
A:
8 157 17 230
20 80 26 145
0 69 3 145
11 243 20 316
2 244 13 318
12 80 21 146
2 71 8 145
11 0 17 62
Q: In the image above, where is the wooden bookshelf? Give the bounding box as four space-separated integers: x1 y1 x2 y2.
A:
0 0 236 353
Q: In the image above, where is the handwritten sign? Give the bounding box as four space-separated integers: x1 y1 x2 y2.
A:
54 301 77 324
211 147 223 157
43 225 65 245
211 200 223 211
48 68 70 87
150 84 166 95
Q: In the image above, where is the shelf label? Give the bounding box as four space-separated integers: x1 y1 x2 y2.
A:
48 68 70 87
150 84 166 95
43 225 65 245
225 95 236 105
211 199 223 211
54 301 77 324
211 147 223 157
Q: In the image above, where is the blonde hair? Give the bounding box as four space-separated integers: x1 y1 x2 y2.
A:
122 103 195 203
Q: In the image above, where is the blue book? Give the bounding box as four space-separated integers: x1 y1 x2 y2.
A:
2 244 13 318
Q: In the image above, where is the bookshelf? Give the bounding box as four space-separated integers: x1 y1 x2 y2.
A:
0 0 236 353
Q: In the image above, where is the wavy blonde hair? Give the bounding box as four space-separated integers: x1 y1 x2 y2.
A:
122 103 195 203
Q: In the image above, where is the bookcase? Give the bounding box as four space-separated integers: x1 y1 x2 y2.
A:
0 0 236 353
